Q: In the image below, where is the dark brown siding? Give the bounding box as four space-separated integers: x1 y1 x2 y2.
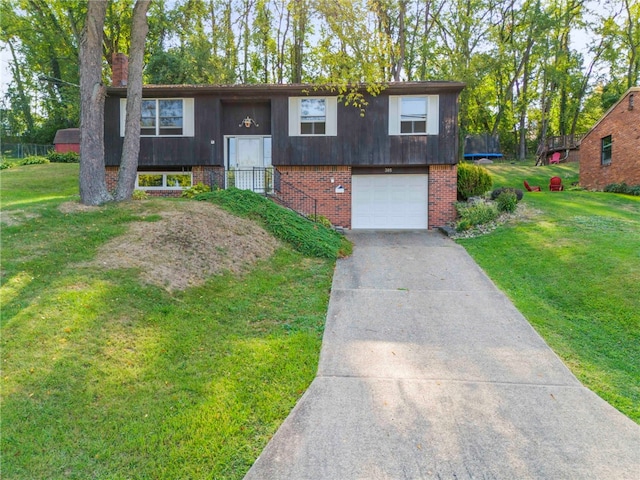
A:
104 95 223 167
273 91 459 167
221 101 271 136
104 84 462 168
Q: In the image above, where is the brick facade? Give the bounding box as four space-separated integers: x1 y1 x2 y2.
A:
428 164 458 228
580 88 640 190
276 166 352 228
276 165 458 230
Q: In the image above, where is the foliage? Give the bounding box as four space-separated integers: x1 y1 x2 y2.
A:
18 155 49 165
459 161 640 423
2 0 639 157
47 151 80 163
196 188 350 259
181 182 211 198
309 214 333 228
491 186 523 201
604 183 640 196
495 190 518 213
131 189 149 200
457 162 493 201
455 200 499 231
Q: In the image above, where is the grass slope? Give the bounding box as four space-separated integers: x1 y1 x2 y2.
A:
1 164 338 479
459 162 640 422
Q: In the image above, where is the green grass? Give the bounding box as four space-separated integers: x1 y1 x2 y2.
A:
1 164 337 479
459 162 640 422
0 163 79 208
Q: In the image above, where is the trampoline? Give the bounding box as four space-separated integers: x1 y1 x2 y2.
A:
463 134 503 160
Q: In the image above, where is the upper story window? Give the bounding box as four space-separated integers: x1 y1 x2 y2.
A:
400 97 427 133
120 98 195 137
389 95 439 135
300 98 326 134
289 96 337 136
601 135 612 166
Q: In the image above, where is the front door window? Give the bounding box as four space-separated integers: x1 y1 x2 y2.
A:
226 136 272 193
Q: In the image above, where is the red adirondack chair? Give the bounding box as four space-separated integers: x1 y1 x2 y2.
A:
549 152 561 164
524 180 541 192
549 176 564 191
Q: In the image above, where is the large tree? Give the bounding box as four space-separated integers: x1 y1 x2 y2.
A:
79 0 150 206
114 0 151 201
79 0 110 205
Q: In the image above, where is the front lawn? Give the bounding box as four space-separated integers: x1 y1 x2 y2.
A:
458 162 640 422
1 164 337 479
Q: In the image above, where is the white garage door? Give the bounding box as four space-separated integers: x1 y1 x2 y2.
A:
352 174 428 229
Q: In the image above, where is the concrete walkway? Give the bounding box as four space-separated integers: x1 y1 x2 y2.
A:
245 232 640 479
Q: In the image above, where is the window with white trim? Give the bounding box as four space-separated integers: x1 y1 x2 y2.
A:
120 98 195 137
136 172 193 190
389 95 439 135
289 97 337 136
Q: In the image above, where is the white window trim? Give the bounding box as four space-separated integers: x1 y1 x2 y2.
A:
288 96 338 136
135 171 193 190
120 98 195 137
388 95 439 136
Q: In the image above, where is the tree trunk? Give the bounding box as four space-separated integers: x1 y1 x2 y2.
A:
79 0 111 206
114 0 150 201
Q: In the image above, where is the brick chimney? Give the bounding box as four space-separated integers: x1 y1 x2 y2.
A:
112 53 128 87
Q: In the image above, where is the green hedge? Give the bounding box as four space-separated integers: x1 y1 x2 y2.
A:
457 162 493 200
47 151 80 163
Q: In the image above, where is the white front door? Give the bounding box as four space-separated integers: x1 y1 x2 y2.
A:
226 136 272 193
352 174 429 229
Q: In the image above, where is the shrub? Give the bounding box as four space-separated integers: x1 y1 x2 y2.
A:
496 190 518 213
131 189 149 200
490 187 523 201
455 200 498 231
628 185 640 196
309 214 332 228
604 183 640 196
20 156 50 165
457 162 493 201
0 162 11 170
181 182 211 198
604 183 628 193
48 151 80 163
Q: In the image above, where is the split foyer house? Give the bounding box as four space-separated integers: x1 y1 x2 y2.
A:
104 74 465 230
580 87 640 190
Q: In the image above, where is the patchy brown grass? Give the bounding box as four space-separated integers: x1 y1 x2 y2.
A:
79 199 279 291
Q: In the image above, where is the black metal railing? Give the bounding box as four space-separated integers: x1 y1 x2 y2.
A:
209 167 274 194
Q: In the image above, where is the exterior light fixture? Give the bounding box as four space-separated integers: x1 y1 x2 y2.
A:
240 116 259 128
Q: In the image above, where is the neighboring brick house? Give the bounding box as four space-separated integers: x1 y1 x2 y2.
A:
580 87 640 190
104 74 464 230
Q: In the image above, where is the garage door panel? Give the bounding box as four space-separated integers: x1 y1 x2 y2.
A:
352 174 428 229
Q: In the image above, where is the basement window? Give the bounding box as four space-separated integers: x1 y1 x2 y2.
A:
601 135 612 166
136 172 192 190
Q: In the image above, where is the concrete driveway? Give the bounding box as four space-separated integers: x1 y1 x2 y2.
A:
245 231 640 479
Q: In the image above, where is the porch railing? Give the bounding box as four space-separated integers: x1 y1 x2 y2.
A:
209 167 274 194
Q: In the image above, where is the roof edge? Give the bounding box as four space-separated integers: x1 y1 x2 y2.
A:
106 81 466 97
583 86 640 140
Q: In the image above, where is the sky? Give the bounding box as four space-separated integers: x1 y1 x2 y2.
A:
0 1 612 100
